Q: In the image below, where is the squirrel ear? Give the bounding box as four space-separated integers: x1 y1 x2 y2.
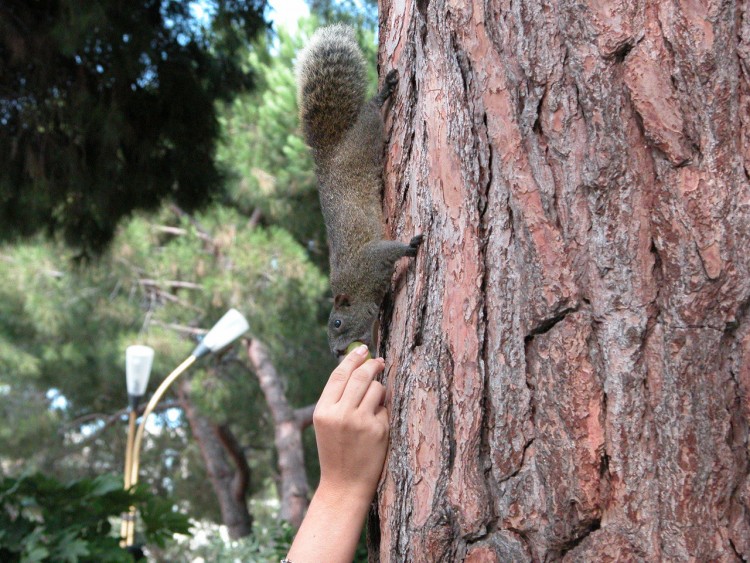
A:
334 294 351 308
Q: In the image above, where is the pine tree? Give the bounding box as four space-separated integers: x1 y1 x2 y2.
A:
0 0 266 256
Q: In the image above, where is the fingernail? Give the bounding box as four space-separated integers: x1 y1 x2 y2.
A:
354 344 369 356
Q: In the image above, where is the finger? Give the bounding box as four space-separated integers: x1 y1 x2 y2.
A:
318 344 371 405
359 380 386 414
339 358 385 408
374 405 389 428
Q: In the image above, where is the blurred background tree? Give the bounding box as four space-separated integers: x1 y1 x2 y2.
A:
0 0 266 258
0 0 378 558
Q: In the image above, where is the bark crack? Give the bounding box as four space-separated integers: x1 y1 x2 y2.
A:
524 306 578 342
558 517 602 557
724 293 750 336
532 87 545 135
722 291 750 554
649 237 664 320
497 437 536 485
411 212 433 349
728 538 742 561
442 344 457 475
610 40 635 63
475 110 493 224
477 181 496 538
453 38 472 99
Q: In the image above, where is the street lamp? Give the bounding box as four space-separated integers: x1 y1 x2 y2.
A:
120 345 154 546
123 309 250 546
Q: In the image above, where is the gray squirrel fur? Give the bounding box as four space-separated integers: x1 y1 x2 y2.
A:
296 24 422 357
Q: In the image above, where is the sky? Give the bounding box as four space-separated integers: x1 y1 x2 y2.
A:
190 0 310 34
267 0 310 33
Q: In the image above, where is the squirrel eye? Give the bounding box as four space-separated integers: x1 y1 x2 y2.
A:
334 319 342 329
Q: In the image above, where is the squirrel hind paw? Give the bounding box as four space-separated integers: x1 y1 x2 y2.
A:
376 70 400 107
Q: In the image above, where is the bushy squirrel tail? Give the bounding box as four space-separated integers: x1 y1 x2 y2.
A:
296 24 368 161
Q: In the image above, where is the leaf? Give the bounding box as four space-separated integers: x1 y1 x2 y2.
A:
88 474 124 498
139 498 191 547
0 473 191 560
54 533 90 563
23 546 50 563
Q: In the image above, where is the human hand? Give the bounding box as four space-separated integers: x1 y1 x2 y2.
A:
286 346 389 563
313 344 389 503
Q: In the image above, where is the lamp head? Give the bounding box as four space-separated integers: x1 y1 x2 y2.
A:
192 309 250 358
126 345 154 410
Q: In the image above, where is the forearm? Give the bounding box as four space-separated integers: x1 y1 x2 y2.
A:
286 483 372 563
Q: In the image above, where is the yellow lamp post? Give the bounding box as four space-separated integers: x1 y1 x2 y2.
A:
120 345 154 546
122 309 249 547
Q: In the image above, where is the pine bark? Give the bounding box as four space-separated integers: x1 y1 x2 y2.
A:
376 0 750 561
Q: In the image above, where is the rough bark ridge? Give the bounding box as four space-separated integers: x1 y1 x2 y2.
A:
376 0 750 560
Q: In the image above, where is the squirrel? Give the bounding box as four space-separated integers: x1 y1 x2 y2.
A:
296 24 422 358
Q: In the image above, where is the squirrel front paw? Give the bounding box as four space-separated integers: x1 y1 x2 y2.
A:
405 234 424 257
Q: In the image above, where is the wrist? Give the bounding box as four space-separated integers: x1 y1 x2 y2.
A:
314 477 376 513
286 478 375 563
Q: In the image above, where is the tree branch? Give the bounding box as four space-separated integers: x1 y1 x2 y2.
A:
168 204 216 247
295 404 316 430
138 279 204 290
58 401 181 456
178 379 253 538
149 319 208 336
64 400 181 433
152 225 189 236
216 424 252 504
246 337 311 527
248 207 263 229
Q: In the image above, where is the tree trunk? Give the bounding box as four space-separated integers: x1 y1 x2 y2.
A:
178 379 253 539
246 338 314 528
376 1 750 561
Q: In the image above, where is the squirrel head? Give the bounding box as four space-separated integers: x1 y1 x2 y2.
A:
327 294 378 358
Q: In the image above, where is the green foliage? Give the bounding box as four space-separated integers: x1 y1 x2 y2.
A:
0 4 380 543
0 198 332 518
0 472 190 562
157 516 370 562
167 520 295 562
0 241 151 418
0 0 267 256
